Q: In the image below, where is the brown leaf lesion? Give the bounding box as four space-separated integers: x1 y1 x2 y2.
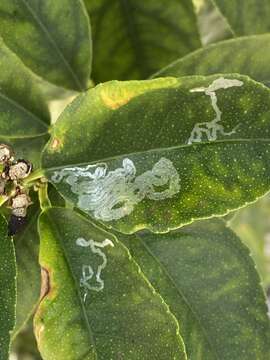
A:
40 267 51 302
34 267 52 345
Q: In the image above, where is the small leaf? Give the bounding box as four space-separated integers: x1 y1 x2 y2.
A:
211 0 270 35
124 219 270 359
34 207 186 359
43 75 270 233
153 34 270 86
84 0 200 82
0 214 16 360
0 0 92 91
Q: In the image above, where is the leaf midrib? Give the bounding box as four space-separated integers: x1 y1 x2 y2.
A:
136 234 219 360
0 91 48 133
43 137 270 171
20 0 83 91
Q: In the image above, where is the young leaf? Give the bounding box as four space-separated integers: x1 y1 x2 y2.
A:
34 207 186 359
153 34 270 86
84 0 200 82
124 219 270 359
43 74 270 233
0 0 92 91
211 0 270 35
0 214 16 360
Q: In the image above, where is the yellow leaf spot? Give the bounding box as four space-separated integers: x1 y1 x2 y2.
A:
100 88 133 110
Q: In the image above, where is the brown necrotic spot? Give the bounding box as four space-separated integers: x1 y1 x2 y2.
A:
40 267 51 302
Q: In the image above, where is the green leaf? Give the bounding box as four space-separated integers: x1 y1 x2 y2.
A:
0 0 92 91
0 214 16 360
43 74 270 233
124 219 270 360
84 0 200 82
13 195 41 335
192 0 233 45
34 207 186 359
0 38 50 167
211 0 270 35
153 34 270 86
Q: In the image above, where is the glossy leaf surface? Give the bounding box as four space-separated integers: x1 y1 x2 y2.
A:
153 34 270 86
84 0 200 82
0 0 92 91
35 207 186 359
125 219 270 360
0 215 16 360
43 75 270 233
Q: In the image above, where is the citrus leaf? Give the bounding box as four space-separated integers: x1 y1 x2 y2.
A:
84 0 200 82
0 214 16 360
43 74 270 233
13 196 41 335
0 0 92 91
124 219 270 360
34 207 186 359
153 34 270 86
211 0 270 35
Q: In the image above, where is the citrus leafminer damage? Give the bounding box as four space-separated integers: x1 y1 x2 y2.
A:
76 237 114 302
51 157 180 222
188 77 244 144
